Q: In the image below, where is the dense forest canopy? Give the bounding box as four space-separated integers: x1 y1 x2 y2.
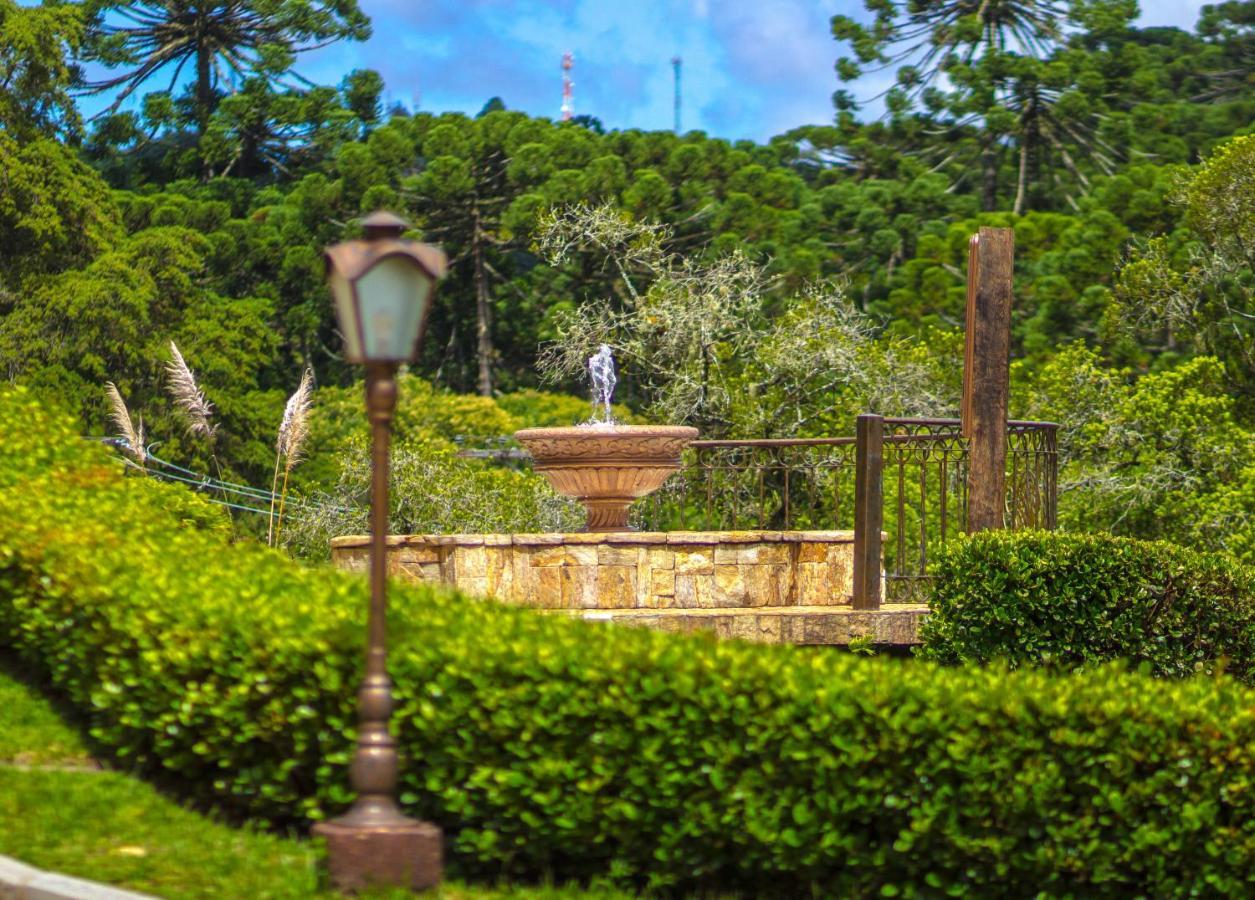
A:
0 0 1251 560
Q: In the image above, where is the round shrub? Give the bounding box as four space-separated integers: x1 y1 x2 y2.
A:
919 530 1255 682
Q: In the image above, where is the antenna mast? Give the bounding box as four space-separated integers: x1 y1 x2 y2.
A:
561 52 574 121
671 56 682 133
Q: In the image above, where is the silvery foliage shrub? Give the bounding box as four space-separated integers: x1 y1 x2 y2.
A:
535 204 958 437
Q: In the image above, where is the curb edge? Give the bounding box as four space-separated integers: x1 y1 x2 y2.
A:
0 854 157 900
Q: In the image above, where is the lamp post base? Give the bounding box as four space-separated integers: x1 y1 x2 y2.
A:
313 817 443 892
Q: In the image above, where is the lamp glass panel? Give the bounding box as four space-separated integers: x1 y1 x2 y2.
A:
327 268 364 360
354 256 433 361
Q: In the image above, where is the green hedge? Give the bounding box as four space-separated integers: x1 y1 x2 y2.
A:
2 386 1254 895
919 531 1255 683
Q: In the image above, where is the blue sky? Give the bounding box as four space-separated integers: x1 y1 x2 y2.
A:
77 1 1208 142
298 0 1207 141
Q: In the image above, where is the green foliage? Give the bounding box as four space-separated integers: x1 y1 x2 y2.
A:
0 225 282 478
495 388 637 430
197 76 375 181
297 374 527 487
1014 347 1255 560
0 670 625 900
142 476 234 534
877 170 1179 357
0 131 121 288
920 531 1255 683
1115 134 1255 407
1196 462 1255 565
4 386 1255 894
536 206 958 437
281 434 580 559
1181 133 1255 246
1195 1 1255 103
495 390 592 429
831 0 1141 211
283 375 586 557
305 375 515 448
0 0 1251 555
0 0 84 140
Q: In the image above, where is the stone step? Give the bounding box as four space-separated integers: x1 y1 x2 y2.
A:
552 603 928 646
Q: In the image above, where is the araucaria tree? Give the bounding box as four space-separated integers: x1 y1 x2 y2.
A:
831 0 1133 211
79 0 370 138
831 0 1069 98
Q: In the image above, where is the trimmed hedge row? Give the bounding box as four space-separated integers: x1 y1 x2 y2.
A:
2 386 1254 895
920 531 1255 683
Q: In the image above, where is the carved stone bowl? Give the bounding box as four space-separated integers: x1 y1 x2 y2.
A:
514 425 699 532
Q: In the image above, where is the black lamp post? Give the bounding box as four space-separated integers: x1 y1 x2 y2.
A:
313 211 447 892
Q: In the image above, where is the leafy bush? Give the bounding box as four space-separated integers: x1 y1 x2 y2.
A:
496 388 636 429
283 376 588 554
296 374 520 488
920 531 1255 682
2 386 1254 895
1013 348 1255 562
496 388 592 428
281 434 580 559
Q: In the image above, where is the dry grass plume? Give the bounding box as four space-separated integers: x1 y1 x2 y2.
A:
269 367 314 546
104 381 146 465
165 341 216 439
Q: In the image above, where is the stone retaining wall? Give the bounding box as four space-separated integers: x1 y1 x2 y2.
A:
331 530 856 611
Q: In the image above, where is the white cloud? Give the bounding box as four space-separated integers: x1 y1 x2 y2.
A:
299 0 1209 141
1136 0 1205 29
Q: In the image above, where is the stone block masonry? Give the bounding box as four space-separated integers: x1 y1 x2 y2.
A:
331 530 925 646
332 530 855 612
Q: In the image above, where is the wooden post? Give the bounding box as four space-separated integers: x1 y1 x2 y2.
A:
962 227 1014 533
853 414 883 610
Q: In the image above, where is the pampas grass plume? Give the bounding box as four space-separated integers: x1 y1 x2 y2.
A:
165 341 216 439
270 367 315 546
277 367 315 467
105 381 146 464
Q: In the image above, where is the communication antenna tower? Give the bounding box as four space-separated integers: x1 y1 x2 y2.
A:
561 52 574 121
672 56 682 133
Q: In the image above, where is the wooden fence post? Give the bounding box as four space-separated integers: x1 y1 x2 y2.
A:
853 413 883 610
962 227 1014 533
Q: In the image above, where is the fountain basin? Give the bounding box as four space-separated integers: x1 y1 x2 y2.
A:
515 425 699 532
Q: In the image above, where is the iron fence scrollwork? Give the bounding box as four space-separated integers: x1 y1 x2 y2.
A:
634 416 1058 607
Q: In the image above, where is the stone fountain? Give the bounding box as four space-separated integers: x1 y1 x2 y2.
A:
331 345 918 646
514 346 697 532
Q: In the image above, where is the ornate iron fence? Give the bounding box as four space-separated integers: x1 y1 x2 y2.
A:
634 437 859 533
635 417 1058 605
